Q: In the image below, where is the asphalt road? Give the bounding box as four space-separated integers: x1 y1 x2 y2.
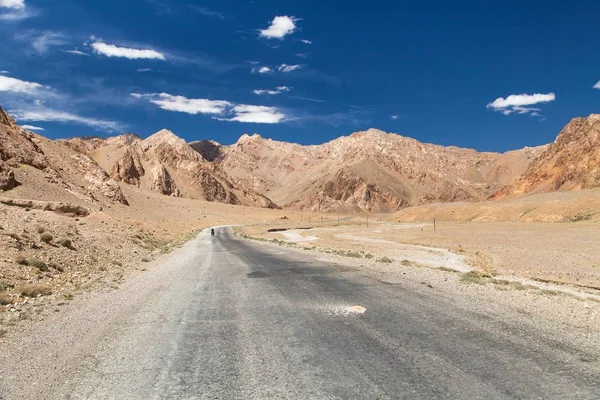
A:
3 227 599 399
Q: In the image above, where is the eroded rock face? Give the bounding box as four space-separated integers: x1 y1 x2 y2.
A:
189 140 223 162
0 107 48 170
150 165 180 197
110 149 145 186
72 154 129 205
496 114 600 197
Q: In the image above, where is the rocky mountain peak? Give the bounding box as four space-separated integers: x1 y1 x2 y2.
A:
143 129 186 148
237 133 262 143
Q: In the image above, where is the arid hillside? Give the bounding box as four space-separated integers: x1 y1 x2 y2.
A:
64 130 278 209
495 114 600 198
191 130 545 212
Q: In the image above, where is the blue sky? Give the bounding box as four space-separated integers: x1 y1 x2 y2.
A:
0 0 599 152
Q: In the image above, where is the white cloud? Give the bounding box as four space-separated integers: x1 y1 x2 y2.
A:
32 32 67 54
252 66 272 74
64 49 89 56
91 42 165 60
300 39 312 45
21 124 44 131
222 105 285 124
137 68 152 72
390 115 400 120
594 81 600 90
134 92 286 124
0 0 24 9
131 93 231 115
0 70 8 74
487 92 555 116
0 0 37 21
277 64 302 73
253 86 292 96
0 75 45 94
260 16 297 39
190 6 225 20
11 108 124 131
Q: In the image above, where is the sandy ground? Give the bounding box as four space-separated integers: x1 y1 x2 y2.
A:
239 218 600 295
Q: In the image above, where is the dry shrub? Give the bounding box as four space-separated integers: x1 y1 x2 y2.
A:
59 238 73 249
19 284 52 297
0 292 11 305
16 256 28 266
28 259 48 272
460 271 485 284
40 233 53 243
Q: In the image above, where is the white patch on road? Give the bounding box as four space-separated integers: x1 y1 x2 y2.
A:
279 230 318 243
327 304 367 316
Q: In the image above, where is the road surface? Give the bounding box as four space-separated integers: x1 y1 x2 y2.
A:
1 227 598 399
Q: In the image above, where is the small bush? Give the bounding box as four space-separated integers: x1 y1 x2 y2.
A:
59 238 73 249
111 260 123 267
19 284 52 297
460 271 485 284
29 259 48 272
36 226 45 234
364 253 374 259
141 257 150 263
568 213 593 222
16 256 28 266
345 251 363 258
438 266 457 273
0 279 13 291
400 259 414 266
49 262 64 272
0 292 11 305
40 233 53 243
378 256 393 263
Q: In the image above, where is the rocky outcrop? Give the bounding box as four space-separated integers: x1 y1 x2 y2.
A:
496 114 600 197
0 107 48 170
0 198 90 216
0 166 18 191
110 149 145 185
189 140 223 162
71 153 129 205
150 165 180 197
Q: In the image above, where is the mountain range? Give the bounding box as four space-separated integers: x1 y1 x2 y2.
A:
1 106 599 213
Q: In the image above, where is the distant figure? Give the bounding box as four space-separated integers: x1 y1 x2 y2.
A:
211 228 215 236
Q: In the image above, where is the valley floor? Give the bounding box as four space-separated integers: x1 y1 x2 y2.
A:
240 218 600 292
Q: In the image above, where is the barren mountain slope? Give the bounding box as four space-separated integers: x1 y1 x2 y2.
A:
0 107 127 206
495 114 600 198
64 130 279 209
192 129 545 212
